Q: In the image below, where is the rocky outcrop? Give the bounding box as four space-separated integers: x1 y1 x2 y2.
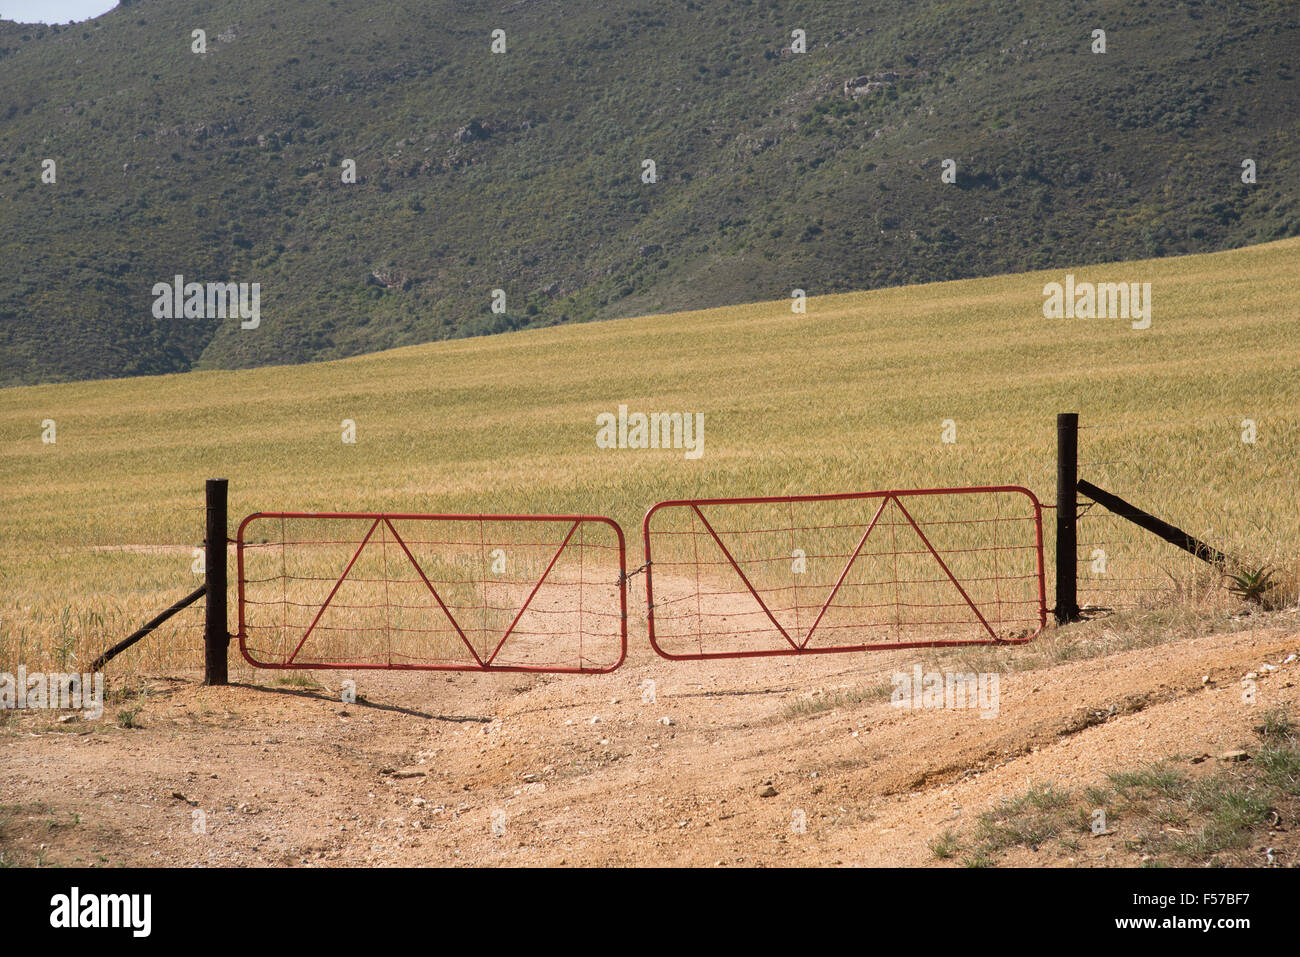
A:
453 121 489 144
844 72 920 97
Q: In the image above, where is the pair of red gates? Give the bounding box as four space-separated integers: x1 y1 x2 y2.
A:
236 486 1046 674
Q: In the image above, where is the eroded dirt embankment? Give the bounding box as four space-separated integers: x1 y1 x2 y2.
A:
2 621 1297 867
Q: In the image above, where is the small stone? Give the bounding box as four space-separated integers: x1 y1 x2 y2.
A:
758 785 778 798
392 768 427 779
658 717 673 726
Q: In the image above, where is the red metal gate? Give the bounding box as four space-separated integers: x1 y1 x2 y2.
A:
643 486 1045 660
236 512 627 673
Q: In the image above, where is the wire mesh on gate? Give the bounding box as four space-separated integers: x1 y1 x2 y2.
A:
642 486 1045 660
236 512 627 673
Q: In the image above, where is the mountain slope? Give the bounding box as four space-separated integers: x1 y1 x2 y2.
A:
1 0 1298 385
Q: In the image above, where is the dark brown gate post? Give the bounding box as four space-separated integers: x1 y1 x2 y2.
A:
204 478 230 685
1055 413 1081 624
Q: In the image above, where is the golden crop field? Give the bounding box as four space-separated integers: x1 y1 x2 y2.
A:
2 237 1298 676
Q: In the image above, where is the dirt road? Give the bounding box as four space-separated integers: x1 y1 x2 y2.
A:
2 618 1297 867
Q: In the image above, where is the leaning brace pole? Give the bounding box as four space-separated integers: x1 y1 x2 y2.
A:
90 584 206 671
90 478 228 673
1076 479 1230 569
204 478 230 685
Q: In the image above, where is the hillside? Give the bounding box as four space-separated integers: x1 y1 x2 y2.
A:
1 0 1298 386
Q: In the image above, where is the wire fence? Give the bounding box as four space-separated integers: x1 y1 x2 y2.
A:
1075 414 1299 612
0 503 214 677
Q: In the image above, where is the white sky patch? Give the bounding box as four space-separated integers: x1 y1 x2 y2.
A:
0 1 117 25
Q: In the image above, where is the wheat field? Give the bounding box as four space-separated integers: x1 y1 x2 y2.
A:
2 238 1298 676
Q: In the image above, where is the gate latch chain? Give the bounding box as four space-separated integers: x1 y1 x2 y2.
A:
617 561 651 585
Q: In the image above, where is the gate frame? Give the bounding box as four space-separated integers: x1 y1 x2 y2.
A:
235 511 628 674
642 485 1047 661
